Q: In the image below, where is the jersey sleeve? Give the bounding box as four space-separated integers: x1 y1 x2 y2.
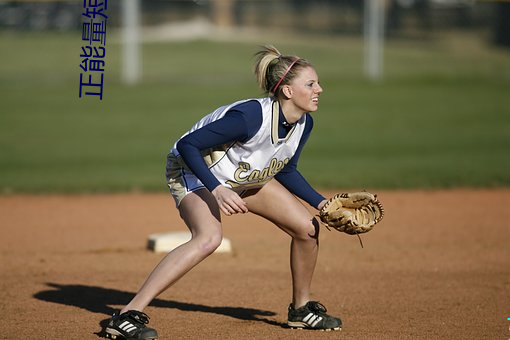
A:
176 100 262 192
274 114 326 209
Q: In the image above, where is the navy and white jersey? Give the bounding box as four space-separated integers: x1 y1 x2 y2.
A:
168 97 325 208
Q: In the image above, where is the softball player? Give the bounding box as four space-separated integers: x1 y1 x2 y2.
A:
105 45 341 340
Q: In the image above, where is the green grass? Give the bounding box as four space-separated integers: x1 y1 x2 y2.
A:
0 31 509 193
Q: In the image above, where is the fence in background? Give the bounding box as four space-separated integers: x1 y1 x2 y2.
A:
0 0 501 39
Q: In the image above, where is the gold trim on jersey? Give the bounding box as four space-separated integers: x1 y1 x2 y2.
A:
172 143 234 172
201 143 233 167
270 100 298 145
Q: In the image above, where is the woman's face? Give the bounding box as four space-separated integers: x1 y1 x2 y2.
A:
287 66 323 113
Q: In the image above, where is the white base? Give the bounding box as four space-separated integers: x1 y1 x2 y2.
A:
147 231 232 253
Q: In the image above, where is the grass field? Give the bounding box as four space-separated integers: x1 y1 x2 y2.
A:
0 31 509 193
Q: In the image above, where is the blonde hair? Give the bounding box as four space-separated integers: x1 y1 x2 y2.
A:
253 45 312 97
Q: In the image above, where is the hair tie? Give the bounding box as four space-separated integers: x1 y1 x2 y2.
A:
271 58 299 94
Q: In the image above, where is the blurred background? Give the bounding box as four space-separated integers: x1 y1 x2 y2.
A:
0 0 509 193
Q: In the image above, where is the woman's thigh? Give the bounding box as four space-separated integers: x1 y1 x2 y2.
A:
243 180 319 239
178 189 222 238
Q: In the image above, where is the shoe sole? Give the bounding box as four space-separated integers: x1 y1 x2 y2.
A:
104 328 121 339
287 321 341 331
105 327 158 340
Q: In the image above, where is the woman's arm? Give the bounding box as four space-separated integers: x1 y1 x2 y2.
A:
275 114 326 209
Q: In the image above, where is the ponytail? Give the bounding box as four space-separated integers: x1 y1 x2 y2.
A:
253 45 312 96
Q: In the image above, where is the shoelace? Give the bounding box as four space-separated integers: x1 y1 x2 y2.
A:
307 301 327 314
128 311 150 325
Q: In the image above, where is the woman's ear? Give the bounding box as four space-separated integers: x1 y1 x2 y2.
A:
282 85 292 99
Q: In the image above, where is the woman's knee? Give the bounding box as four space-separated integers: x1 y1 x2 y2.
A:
192 230 223 256
292 217 321 241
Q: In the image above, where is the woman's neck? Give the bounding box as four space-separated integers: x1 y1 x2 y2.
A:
279 99 304 124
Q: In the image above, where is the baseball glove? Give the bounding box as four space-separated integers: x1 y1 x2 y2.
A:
318 192 384 238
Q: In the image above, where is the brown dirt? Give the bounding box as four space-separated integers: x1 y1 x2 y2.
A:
1 189 510 339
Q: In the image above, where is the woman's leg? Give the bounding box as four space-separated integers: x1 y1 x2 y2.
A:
243 180 320 309
121 189 223 313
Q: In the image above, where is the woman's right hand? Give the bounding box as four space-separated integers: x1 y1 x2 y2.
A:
211 185 249 216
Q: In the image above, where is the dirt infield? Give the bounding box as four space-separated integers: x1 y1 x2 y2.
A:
1 189 509 339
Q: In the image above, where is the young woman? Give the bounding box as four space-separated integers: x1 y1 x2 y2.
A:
105 45 341 340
